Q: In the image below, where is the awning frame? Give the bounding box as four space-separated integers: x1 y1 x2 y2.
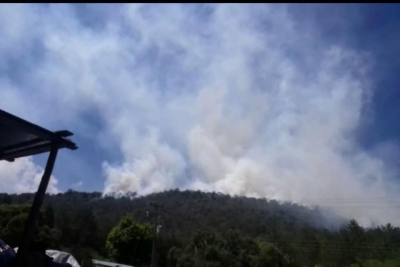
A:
0 109 78 266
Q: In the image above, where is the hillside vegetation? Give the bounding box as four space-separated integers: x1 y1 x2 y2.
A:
1 190 400 267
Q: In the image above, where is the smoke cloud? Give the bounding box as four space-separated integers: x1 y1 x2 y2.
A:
0 157 58 194
0 4 399 226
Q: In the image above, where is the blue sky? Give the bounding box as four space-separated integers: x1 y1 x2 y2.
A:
290 4 400 148
1 4 400 225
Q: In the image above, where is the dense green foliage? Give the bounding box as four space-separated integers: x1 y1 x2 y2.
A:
106 216 153 266
1 190 400 267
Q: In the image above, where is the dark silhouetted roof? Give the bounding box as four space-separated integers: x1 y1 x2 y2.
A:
0 109 78 162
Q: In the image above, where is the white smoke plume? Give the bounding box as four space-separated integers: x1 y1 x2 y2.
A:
0 4 399 226
0 157 58 194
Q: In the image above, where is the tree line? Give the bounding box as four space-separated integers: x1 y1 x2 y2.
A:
0 190 400 267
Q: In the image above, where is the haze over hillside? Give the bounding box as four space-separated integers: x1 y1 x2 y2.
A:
0 189 356 242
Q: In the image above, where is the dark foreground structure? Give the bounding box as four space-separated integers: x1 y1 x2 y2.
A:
0 109 78 266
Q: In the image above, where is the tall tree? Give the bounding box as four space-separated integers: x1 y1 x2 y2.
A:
106 215 153 266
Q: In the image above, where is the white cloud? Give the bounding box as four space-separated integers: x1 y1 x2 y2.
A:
0 157 58 194
0 4 399 226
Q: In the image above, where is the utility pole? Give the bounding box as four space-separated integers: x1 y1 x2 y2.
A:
149 201 163 267
130 237 140 266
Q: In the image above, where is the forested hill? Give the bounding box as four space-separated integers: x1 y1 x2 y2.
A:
1 189 342 243
1 190 400 267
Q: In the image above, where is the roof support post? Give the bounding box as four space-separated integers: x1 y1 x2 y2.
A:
16 143 59 267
